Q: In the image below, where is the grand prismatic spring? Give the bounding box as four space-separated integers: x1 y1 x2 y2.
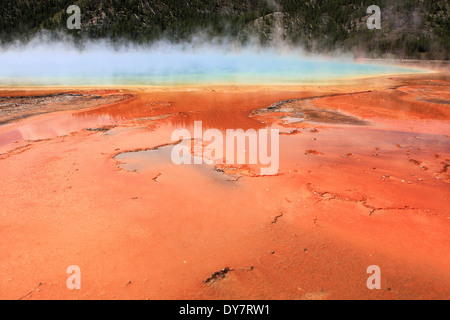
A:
0 43 449 301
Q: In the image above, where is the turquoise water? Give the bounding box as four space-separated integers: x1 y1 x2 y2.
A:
0 46 424 86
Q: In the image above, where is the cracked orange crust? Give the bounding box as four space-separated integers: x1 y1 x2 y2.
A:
0 73 449 300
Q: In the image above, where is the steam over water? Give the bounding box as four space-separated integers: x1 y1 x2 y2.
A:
0 42 423 86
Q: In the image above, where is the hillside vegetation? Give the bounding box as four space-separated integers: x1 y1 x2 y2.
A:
0 0 448 59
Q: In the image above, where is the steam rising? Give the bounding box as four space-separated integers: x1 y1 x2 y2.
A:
0 33 423 86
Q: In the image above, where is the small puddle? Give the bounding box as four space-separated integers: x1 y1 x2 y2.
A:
114 142 180 173
114 140 230 179
113 136 275 180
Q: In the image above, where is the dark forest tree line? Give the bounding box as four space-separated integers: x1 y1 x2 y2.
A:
0 0 448 59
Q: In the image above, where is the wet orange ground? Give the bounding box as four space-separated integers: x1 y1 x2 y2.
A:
0 73 449 300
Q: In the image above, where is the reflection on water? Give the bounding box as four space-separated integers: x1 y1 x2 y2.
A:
1 85 449 153
0 112 122 148
73 89 277 130
0 89 285 148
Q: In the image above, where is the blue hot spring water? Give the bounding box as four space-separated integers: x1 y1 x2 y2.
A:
0 45 424 86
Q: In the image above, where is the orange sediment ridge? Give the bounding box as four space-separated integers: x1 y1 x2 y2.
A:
0 71 449 299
